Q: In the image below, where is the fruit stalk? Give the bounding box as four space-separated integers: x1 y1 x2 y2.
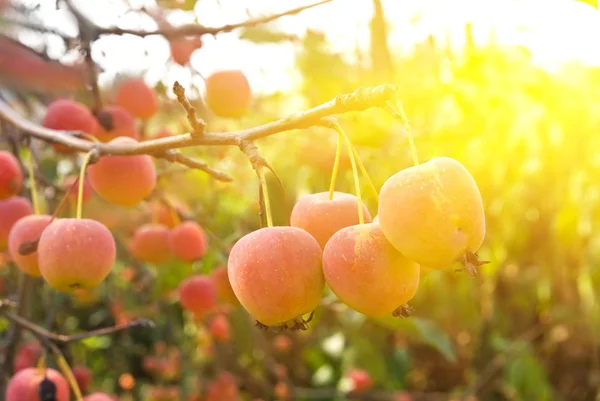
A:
257 167 273 227
26 149 40 215
330 123 364 225
385 100 420 166
328 132 343 201
77 150 95 219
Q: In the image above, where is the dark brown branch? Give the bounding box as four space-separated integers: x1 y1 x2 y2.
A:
62 0 102 112
0 17 74 41
96 0 333 39
0 300 154 344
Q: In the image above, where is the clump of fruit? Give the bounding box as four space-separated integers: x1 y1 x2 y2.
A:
204 69 251 118
37 218 116 292
378 157 487 275
169 221 208 262
228 226 324 330
0 151 22 199
8 214 52 276
323 223 419 318
290 191 372 249
87 137 157 207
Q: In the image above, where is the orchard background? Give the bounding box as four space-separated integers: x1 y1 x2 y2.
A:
1 0 600 400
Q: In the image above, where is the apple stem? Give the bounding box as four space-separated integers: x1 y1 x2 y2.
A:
384 100 420 166
257 166 273 227
76 150 95 219
56 352 84 401
26 148 40 215
350 145 379 199
331 123 364 225
328 132 342 201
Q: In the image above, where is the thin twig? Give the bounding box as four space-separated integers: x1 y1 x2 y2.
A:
155 149 231 181
0 301 154 344
173 81 205 136
97 0 334 39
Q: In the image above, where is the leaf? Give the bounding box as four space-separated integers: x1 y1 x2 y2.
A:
238 26 295 44
374 316 457 362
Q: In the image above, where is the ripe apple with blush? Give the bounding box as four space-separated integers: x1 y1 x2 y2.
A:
179 275 217 317
130 223 172 265
0 151 22 200
169 221 208 262
322 222 420 318
37 218 116 292
290 191 372 249
228 226 324 329
0 196 33 250
87 137 157 207
8 214 52 276
6 367 69 401
94 105 138 142
210 265 239 305
42 99 98 153
113 77 158 119
73 365 93 394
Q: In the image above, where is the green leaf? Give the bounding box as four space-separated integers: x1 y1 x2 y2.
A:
81 335 112 350
374 316 456 362
239 26 295 44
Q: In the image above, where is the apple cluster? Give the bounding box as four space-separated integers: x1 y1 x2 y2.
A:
225 156 487 330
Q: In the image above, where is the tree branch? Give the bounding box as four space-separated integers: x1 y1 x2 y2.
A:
0 83 397 152
155 149 232 182
0 299 154 344
96 0 334 39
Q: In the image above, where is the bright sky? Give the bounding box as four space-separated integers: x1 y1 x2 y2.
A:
14 0 600 95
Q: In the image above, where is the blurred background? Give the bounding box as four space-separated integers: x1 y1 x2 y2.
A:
1 0 600 400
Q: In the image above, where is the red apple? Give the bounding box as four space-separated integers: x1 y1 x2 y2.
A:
169 221 207 262
113 77 158 119
204 70 251 118
0 151 22 200
290 191 372 249
0 196 33 250
37 218 116 292
129 224 172 264
6 367 69 401
8 214 52 276
42 99 98 153
179 275 217 317
87 137 157 207
94 105 139 143
73 365 92 394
